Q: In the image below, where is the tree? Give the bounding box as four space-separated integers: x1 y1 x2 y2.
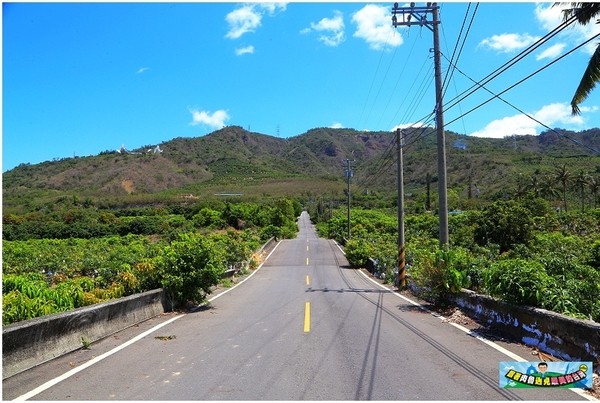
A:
158 233 225 309
589 175 600 208
573 170 591 212
554 164 571 211
539 173 561 202
558 2 600 115
474 200 534 252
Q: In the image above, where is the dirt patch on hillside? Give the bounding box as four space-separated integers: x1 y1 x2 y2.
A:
121 179 134 194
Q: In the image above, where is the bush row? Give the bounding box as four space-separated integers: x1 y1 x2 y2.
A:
2 198 302 325
313 199 600 322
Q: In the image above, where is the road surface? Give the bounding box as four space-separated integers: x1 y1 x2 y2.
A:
3 212 591 400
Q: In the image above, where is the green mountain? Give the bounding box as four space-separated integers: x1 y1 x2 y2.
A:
3 125 600 213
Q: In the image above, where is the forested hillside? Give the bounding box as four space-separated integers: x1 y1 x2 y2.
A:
4 125 600 214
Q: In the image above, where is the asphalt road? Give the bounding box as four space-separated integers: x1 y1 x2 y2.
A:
3 212 591 400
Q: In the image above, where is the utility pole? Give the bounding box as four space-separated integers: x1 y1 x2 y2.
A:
396 129 406 289
344 159 355 241
392 2 449 247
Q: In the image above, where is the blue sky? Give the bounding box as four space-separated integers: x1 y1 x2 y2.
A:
3 2 600 172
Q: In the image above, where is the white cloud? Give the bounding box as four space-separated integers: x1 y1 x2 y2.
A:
235 45 255 56
536 43 566 60
536 3 600 56
352 4 402 50
469 103 591 138
259 2 287 16
302 11 345 47
534 3 563 31
189 109 230 129
136 67 149 74
478 33 541 53
330 122 344 129
534 103 586 125
225 5 262 39
225 3 287 40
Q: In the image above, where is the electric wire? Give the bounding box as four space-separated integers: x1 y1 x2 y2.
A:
364 44 400 127
441 3 479 101
440 3 476 97
353 4 589 193
443 11 578 114
353 137 397 193
442 35 600 154
356 29 399 131
385 7 578 147
376 31 420 129
386 60 434 129
441 3 479 143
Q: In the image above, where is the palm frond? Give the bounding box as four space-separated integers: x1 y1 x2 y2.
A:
571 43 600 115
556 2 600 24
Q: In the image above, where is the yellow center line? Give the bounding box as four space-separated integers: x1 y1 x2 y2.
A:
304 302 311 333
306 275 310 286
306 257 309 266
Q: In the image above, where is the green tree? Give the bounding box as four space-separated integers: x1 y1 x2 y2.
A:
158 233 225 309
539 173 561 202
574 170 591 212
554 164 571 212
474 200 534 252
589 175 600 208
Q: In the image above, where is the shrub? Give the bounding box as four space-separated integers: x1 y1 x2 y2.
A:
409 247 470 305
344 238 371 268
483 259 550 306
157 233 225 309
474 200 533 252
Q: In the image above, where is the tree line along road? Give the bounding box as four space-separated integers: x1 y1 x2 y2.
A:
2 211 592 400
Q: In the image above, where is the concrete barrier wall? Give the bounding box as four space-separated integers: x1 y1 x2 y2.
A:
2 289 166 379
450 289 600 370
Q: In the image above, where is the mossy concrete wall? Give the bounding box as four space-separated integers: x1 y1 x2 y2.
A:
450 289 600 372
2 289 166 379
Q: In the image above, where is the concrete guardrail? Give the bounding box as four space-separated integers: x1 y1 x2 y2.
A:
449 289 600 372
2 289 166 379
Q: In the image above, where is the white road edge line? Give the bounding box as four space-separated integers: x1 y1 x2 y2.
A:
14 315 181 401
14 240 282 401
334 240 596 401
208 240 281 302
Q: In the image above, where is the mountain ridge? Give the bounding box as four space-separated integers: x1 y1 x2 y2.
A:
4 125 600 211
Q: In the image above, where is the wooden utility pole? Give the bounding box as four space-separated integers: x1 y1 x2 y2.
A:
396 129 406 288
344 159 354 241
392 2 449 247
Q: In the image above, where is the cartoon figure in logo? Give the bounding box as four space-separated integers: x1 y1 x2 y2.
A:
534 362 562 378
536 362 548 378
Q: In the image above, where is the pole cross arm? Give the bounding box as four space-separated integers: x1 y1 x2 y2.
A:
391 3 439 31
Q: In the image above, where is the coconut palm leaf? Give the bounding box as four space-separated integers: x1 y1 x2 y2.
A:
556 3 600 115
571 44 600 115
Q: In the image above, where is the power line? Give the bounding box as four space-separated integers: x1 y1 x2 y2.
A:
443 11 578 114
442 36 600 154
356 29 399 130
376 32 421 129
386 6 579 143
441 3 479 99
